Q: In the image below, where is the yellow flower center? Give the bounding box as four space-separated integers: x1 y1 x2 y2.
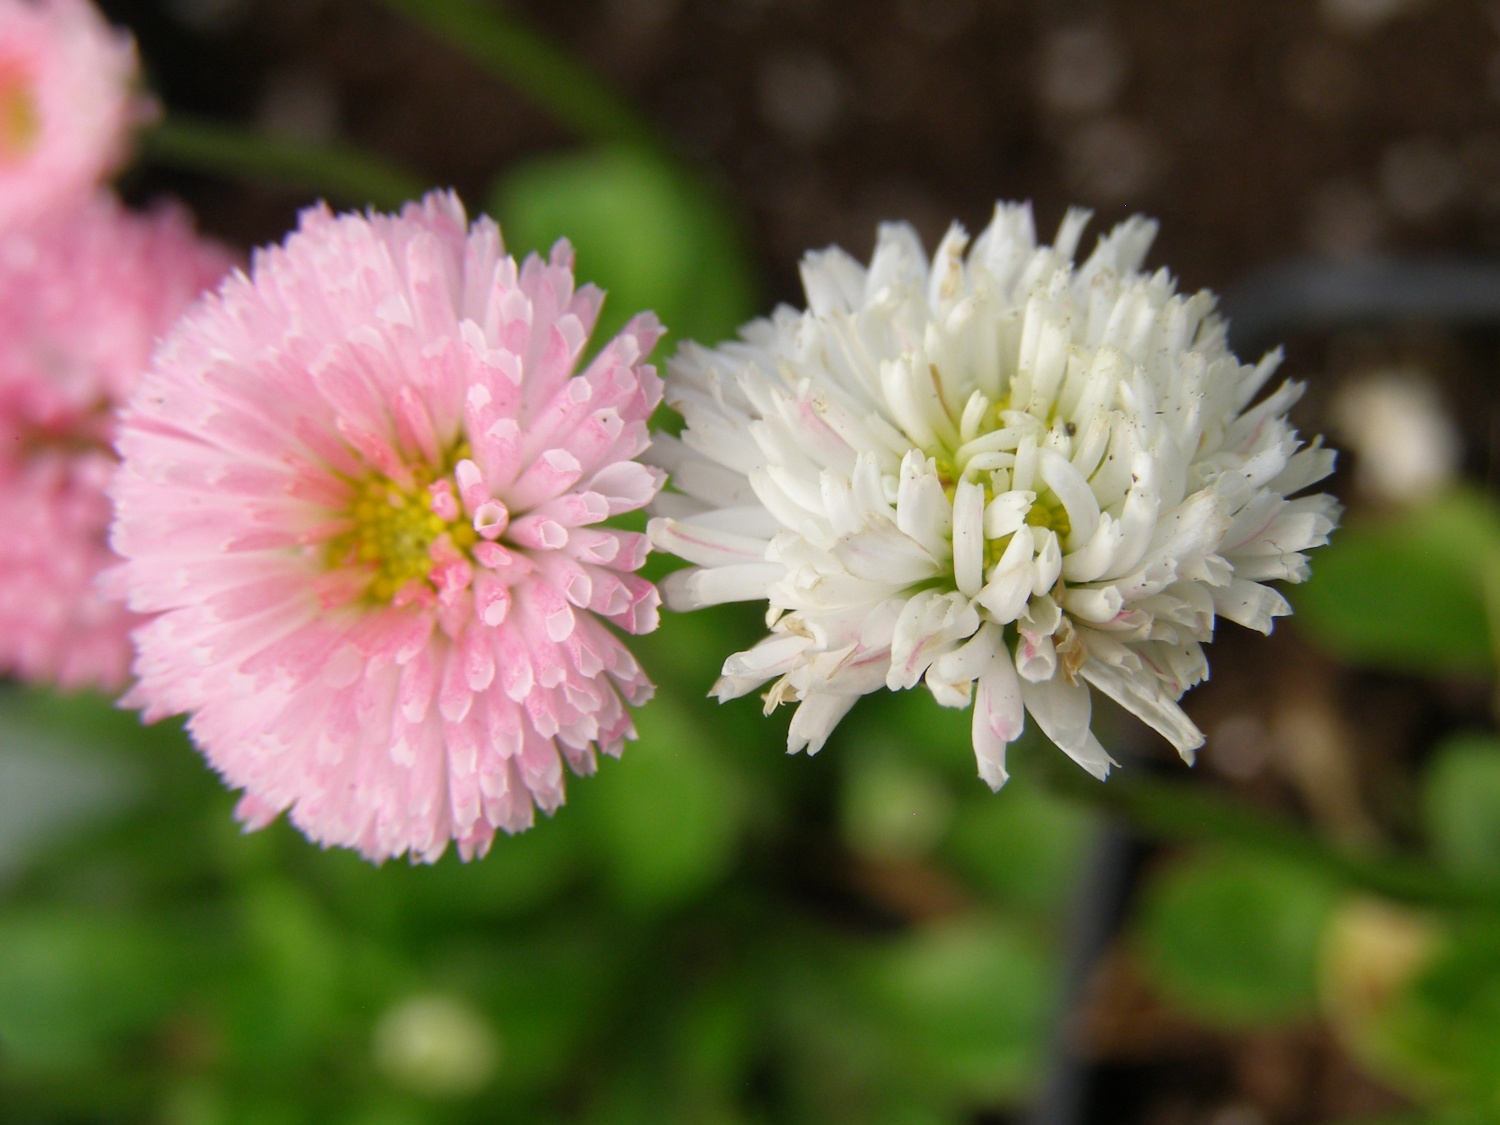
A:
329 458 478 604
928 389 1076 579
0 76 39 163
1024 493 1071 539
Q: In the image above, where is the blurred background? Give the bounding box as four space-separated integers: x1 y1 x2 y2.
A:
7 0 1500 1122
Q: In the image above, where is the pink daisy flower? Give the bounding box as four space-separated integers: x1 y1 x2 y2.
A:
0 0 151 230
0 191 231 690
111 192 665 863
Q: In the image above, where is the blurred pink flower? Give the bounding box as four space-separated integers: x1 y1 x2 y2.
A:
112 192 665 863
0 192 230 690
0 0 151 229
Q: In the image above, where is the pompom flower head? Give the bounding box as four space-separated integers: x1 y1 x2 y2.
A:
0 192 230 690
0 0 149 229
649 205 1338 786
112 192 664 862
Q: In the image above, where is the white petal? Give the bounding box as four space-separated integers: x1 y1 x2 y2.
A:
1015 628 1057 683
895 450 952 558
952 478 985 596
1032 528 1063 596
887 590 980 691
976 524 1035 624
1105 480 1161 579
1212 577 1290 634
1062 585 1125 624
801 245 867 316
972 647 1024 789
984 489 1035 538
649 518 768 568
661 563 785 609
830 523 940 586
1079 660 1204 762
865 221 928 297
1020 593 1062 637
1012 431 1038 492
1037 447 1100 547
1062 511 1124 584
1020 675 1115 779
926 622 1001 707
787 692 860 755
719 635 814 695
1270 439 1336 496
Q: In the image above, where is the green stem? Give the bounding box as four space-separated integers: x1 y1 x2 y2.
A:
1037 755 1500 911
142 116 429 210
373 0 661 153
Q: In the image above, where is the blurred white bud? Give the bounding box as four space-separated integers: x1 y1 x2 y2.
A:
1332 369 1460 503
372 994 500 1099
1038 23 1128 116
756 48 847 147
1320 0 1423 34
256 68 340 145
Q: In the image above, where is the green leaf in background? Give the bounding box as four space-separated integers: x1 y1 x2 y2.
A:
455 920 621 1099
230 880 346 1066
943 774 1097 919
0 689 148 884
839 745 954 862
488 147 757 355
1319 897 1449 1105
860 918 1057 1106
143 116 428 211
1412 922 1500 1104
1292 488 1500 676
0 909 179 1074
762 917 1057 1121
1423 733 1500 886
574 695 744 911
1325 910 1500 1109
1135 849 1340 1027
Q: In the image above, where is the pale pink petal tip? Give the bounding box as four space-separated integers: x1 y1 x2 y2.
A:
0 192 232 692
0 0 150 229
112 190 665 864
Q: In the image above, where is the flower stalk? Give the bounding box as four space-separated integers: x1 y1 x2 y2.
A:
1034 753 1500 912
373 0 662 154
142 115 428 211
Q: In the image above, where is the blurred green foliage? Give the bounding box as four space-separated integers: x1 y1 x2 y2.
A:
1293 488 1500 676
489 147 758 357
1423 734 1500 887
0 594 1094 1122
1134 850 1340 1027
1129 720 1500 1122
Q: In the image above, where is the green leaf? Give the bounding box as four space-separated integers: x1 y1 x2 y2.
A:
1423 734 1500 885
1134 850 1339 1027
1352 916 1500 1106
839 748 954 861
575 696 744 911
943 777 1097 918
144 116 428 211
373 0 658 151
488 147 757 353
228 880 346 1066
0 689 148 882
0 909 180 1073
1292 488 1500 675
860 918 1057 1105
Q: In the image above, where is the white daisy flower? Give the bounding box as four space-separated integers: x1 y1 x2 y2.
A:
647 204 1339 787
